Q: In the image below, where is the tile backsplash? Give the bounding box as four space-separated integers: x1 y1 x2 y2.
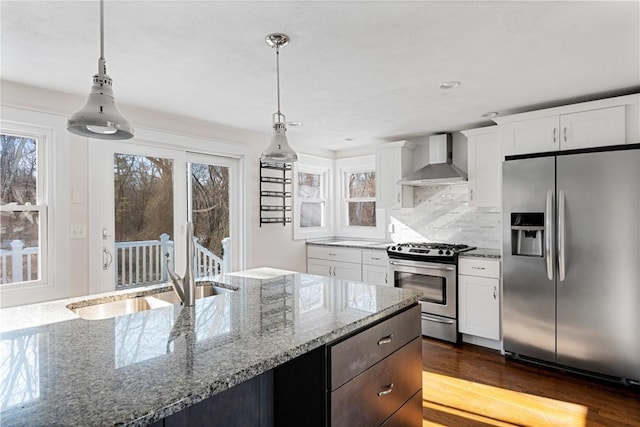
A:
389 183 502 249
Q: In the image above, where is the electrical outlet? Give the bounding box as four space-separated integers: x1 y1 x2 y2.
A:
70 224 86 239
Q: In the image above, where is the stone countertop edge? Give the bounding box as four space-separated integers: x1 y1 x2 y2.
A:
306 239 393 250
459 248 502 259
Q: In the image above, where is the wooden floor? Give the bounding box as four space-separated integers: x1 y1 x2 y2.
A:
421 338 640 427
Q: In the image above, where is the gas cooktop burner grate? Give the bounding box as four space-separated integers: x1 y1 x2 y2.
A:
387 242 476 261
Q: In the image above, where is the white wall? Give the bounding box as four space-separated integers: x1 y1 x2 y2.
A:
1 80 314 305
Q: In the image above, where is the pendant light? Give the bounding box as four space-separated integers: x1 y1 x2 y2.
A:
67 0 134 140
261 33 297 163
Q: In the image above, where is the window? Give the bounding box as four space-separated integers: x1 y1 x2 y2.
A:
345 170 376 227
335 155 384 239
293 156 333 240
298 170 326 228
0 131 46 286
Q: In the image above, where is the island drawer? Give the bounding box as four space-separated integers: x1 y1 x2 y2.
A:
307 246 362 264
330 304 420 390
363 249 389 266
330 338 422 427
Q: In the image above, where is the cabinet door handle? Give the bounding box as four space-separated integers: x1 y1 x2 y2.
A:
553 128 557 144
397 193 400 203
385 273 388 284
470 188 474 201
563 126 568 142
377 334 393 345
493 286 497 300
332 266 336 276
377 383 394 397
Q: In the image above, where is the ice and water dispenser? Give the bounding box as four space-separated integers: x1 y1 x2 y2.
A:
510 213 544 257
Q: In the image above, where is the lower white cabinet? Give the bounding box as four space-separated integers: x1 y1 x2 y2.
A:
308 258 363 281
307 245 390 284
458 258 501 341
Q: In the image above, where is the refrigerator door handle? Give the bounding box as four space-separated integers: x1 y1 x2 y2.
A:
545 190 554 280
558 190 566 282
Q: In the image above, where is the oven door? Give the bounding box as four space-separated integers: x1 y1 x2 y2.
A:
389 258 457 319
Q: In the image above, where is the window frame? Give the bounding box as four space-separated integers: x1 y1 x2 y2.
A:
0 107 71 308
293 155 334 240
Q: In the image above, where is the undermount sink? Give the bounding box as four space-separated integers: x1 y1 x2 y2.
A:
68 284 236 320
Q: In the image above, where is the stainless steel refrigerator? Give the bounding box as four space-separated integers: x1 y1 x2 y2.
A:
502 145 640 384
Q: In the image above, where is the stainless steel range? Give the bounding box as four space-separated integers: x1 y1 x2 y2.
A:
388 242 475 343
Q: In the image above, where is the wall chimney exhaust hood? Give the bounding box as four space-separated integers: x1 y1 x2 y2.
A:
397 133 467 185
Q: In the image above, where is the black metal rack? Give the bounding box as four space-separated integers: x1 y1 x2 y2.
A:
260 161 292 226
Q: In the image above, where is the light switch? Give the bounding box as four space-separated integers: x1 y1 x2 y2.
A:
71 224 86 239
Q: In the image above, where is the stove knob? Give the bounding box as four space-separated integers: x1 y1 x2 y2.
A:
445 250 451 255
425 249 430 254
390 246 396 251
438 250 444 255
398 246 403 251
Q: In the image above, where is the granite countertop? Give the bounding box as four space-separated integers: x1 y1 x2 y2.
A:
306 238 393 250
459 248 502 259
0 268 420 426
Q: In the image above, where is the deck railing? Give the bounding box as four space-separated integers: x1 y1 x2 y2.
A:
0 235 229 288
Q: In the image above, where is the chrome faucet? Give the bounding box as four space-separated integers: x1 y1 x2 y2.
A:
167 221 196 306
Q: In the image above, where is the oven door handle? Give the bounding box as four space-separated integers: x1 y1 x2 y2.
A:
421 314 455 324
389 260 454 271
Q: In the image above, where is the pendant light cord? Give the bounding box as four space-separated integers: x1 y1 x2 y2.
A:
100 0 104 59
275 45 281 115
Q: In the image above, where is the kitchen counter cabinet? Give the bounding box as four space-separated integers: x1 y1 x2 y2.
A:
0 269 420 426
458 258 501 343
275 305 422 427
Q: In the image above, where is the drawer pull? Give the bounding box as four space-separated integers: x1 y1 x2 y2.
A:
377 383 394 397
370 257 381 260
328 252 337 256
472 266 486 270
377 334 393 345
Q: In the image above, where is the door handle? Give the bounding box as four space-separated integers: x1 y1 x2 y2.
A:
563 127 568 143
377 383 394 397
545 190 554 280
384 273 388 284
493 286 497 300
553 128 557 144
558 190 566 282
102 246 113 270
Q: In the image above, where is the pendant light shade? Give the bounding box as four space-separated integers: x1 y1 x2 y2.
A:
261 33 297 163
67 0 133 140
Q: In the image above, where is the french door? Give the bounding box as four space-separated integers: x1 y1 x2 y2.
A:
89 141 239 294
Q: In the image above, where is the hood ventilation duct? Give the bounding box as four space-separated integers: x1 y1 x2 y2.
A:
397 133 467 185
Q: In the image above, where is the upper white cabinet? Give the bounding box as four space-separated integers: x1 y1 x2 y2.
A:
376 141 414 208
461 126 501 208
495 94 639 157
559 107 625 150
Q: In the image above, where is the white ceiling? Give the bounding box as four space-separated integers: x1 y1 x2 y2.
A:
2 0 639 152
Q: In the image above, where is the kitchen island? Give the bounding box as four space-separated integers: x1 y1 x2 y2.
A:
0 268 421 426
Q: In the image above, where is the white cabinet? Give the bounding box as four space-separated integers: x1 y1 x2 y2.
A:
376 142 414 208
307 246 363 281
458 258 501 341
559 107 625 150
362 250 390 286
461 127 501 208
499 105 627 157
